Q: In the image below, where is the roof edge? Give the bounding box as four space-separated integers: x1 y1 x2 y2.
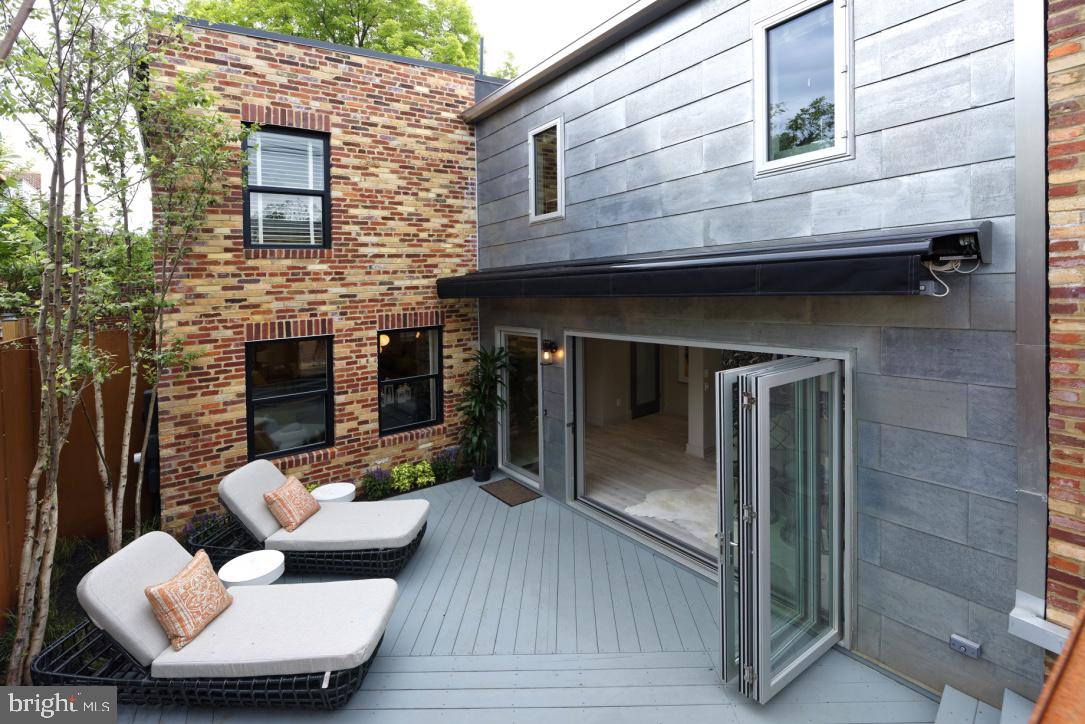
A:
183 18 480 76
461 0 688 123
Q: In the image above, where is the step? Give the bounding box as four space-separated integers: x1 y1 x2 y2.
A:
935 686 980 724
999 689 1035 724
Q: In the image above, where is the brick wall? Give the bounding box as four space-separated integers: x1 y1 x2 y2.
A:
1049 0 1085 629
152 27 479 532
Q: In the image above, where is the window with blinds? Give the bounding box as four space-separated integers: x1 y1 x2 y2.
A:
244 129 331 247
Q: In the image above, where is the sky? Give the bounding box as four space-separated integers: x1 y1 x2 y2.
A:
471 0 634 76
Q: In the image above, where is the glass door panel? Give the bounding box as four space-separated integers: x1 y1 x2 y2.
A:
719 357 842 704
630 342 660 418
754 359 841 702
499 330 542 485
716 358 806 682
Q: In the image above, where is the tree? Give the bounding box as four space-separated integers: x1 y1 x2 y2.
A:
774 95 834 156
0 0 242 682
186 0 481 69
490 50 518 80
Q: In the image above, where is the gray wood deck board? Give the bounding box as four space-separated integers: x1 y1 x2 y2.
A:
125 478 935 723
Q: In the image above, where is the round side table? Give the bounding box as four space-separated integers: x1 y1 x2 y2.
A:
218 550 285 587
311 482 356 503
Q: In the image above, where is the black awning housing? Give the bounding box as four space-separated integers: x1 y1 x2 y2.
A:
437 223 990 299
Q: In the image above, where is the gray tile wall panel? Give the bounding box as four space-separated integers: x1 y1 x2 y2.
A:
858 560 970 641
854 56 972 134
971 41 1016 106
662 164 753 215
878 425 1017 501
702 42 752 95
859 467 970 542
471 0 1037 698
969 273 1015 331
971 157 1016 219
967 384 1017 445
855 373 968 435
703 123 754 170
882 328 1015 387
880 102 1015 177
878 522 1015 612
627 137 705 189
873 0 1013 80
968 495 1018 559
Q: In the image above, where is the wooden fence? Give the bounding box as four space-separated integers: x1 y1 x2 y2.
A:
0 328 147 617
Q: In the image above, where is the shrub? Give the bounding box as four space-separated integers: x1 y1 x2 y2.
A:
414 460 436 488
363 467 393 500
430 447 460 483
391 463 416 493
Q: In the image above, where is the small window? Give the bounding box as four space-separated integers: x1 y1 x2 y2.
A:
754 0 850 173
378 327 443 434
244 128 331 247
246 336 334 459
528 119 564 222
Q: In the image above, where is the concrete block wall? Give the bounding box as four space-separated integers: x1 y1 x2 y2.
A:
473 0 1040 705
152 26 479 531
1047 0 1085 632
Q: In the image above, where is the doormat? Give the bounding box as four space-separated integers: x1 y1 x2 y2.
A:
480 478 541 507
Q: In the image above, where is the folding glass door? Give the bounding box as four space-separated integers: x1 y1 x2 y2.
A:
498 328 543 486
716 357 842 703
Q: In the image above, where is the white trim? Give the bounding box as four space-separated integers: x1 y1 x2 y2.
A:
527 118 566 224
496 326 545 489
752 0 852 176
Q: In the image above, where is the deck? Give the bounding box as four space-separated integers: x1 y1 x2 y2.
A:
122 477 937 723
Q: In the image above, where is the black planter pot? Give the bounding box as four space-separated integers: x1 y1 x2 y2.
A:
473 465 492 482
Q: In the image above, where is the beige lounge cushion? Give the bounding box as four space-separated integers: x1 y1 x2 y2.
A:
265 499 429 552
145 550 233 651
219 459 286 541
264 476 320 532
77 531 192 666
150 579 397 678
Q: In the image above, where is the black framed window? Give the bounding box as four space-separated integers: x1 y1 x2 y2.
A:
246 336 334 459
243 128 331 248
378 326 443 435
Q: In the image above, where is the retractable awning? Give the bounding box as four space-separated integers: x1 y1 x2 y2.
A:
437 223 990 299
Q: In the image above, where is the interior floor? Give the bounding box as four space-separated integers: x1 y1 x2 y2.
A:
584 413 717 558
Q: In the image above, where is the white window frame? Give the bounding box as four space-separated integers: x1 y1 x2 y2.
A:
527 118 565 223
752 0 852 175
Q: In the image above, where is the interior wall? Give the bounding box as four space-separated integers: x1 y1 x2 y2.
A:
660 345 687 417
583 337 631 426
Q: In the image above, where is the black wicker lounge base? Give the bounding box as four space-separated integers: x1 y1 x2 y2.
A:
186 512 426 577
32 619 377 710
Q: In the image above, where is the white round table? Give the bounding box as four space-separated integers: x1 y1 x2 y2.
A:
218 550 285 587
311 482 356 503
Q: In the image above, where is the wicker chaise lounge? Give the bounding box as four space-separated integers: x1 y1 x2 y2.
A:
32 531 396 709
186 460 429 576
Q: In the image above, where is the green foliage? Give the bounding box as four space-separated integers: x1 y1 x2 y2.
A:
391 462 416 493
430 446 461 483
455 347 507 469
490 51 519 80
413 460 436 488
186 0 481 68
362 467 393 500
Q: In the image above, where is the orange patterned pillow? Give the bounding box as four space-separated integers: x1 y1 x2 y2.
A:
264 476 320 532
145 550 232 651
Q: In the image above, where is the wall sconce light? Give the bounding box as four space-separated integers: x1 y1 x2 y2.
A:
541 340 559 365
379 333 391 350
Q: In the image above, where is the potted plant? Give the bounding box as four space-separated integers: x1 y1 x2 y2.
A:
456 346 507 482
